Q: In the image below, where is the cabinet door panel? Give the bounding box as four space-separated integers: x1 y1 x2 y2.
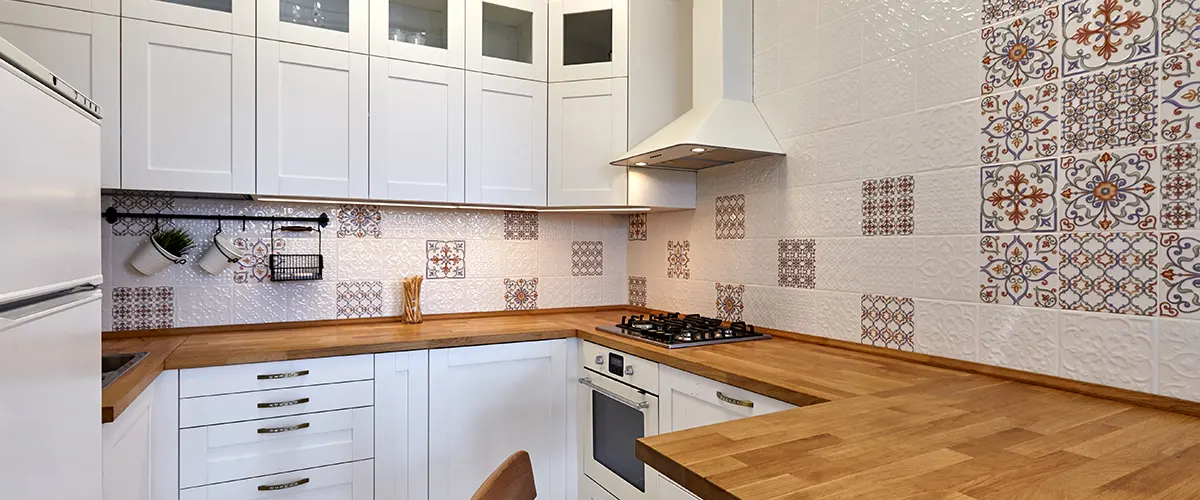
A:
548 78 627 206
658 475 699 500
103 378 156 500
258 0 368 53
549 0 626 82
465 72 546 206
429 340 567 500
369 57 465 202
0 0 120 188
123 0 255 35
369 0 464 68
374 351 429 500
257 40 369 198
122 20 255 194
466 0 546 81
17 0 116 16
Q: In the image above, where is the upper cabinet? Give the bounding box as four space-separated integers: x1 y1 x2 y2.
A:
0 0 120 188
123 0 254 35
19 0 116 16
466 0 545 81
369 57 465 203
547 78 627 206
466 72 546 206
257 40 369 198
259 0 369 53
121 19 256 194
548 0 626 82
370 0 464 68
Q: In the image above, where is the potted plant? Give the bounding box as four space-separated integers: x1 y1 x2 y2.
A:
130 227 196 276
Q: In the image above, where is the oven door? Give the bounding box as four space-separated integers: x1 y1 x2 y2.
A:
580 370 659 500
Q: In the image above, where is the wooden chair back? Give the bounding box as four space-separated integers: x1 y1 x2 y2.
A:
470 450 537 500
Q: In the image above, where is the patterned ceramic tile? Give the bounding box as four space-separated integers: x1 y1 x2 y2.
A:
233 238 285 284
1159 232 1200 317
667 240 690 279
571 241 603 277
336 281 384 319
980 83 1060 164
426 240 466 279
111 286 174 331
336 204 383 238
1163 0 1200 54
1060 312 1155 391
1059 232 1158 315
980 235 1060 307
1060 146 1160 231
628 276 647 307
981 6 1061 95
504 278 538 310
982 0 1052 25
862 176 915 236
628 213 647 241
861 294 915 351
778 239 816 289
1061 0 1158 76
1062 61 1158 154
978 304 1059 375
1162 142 1200 229
504 211 539 240
108 192 176 236
716 283 746 322
980 159 1059 232
1158 319 1200 401
915 167 981 235
715 195 747 240
914 300 978 361
1162 51 1200 142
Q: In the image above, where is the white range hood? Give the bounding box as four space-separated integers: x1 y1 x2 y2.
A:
611 0 782 170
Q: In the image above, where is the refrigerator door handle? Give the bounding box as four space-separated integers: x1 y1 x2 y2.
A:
0 290 102 332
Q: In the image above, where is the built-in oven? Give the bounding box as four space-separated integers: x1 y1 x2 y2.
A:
579 341 660 500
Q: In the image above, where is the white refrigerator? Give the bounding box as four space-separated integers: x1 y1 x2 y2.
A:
0 36 104 500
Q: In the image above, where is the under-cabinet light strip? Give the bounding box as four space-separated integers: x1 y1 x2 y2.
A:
254 196 651 213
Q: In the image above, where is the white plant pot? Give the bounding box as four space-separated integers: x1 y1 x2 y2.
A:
130 237 184 276
197 235 244 275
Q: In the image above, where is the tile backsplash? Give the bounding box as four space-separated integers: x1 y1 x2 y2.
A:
101 193 626 330
625 0 1200 402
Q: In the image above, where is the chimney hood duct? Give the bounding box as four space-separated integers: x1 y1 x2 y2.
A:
611 0 783 170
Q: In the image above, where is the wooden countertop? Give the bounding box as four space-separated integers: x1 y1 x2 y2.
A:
101 336 184 423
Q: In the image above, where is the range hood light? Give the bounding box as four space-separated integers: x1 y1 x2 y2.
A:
635 162 648 166
690 147 707 153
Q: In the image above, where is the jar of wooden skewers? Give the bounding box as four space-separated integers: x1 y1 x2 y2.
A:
401 275 423 323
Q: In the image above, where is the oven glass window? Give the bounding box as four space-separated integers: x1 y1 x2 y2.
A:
592 391 646 492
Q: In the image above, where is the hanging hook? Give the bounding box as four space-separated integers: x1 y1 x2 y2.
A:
215 218 223 236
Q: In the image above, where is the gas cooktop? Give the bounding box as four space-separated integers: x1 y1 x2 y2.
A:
595 313 771 349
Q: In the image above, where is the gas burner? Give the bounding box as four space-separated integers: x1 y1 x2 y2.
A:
598 313 770 349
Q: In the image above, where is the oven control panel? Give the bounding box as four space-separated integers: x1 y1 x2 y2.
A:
581 341 659 394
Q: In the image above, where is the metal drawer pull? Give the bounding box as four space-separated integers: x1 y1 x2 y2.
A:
257 422 310 434
579 377 650 410
257 369 310 380
717 391 754 408
257 478 310 491
257 397 310 409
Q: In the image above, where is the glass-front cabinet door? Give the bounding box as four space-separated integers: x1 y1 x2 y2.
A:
549 0 625 82
123 0 253 35
259 0 368 53
466 0 545 81
370 0 463 68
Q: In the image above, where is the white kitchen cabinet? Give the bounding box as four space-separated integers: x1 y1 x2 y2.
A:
257 40 369 198
103 373 156 500
658 475 698 500
18 0 116 15
548 78 627 206
369 57 465 202
466 0 546 81
658 365 795 433
429 339 568 500
465 71 546 206
0 1 120 188
374 351 429 500
549 0 626 82
582 475 619 500
258 0 369 53
370 0 463 68
179 460 374 500
123 0 254 35
121 19 256 194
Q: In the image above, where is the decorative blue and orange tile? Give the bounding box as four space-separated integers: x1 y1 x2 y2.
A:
1059 146 1159 231
337 204 383 238
981 159 1058 232
667 241 690 279
426 240 466 279
1059 232 1158 315
778 239 816 289
504 278 538 310
981 83 1060 163
980 235 1060 308
1160 231 1200 317
1162 142 1200 229
862 176 914 236
1062 61 1158 154
981 6 1060 95
715 283 745 322
504 211 539 240
1163 0 1200 54
233 237 285 283
1162 51 1200 142
1061 0 1158 77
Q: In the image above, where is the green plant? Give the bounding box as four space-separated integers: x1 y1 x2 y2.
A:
153 227 196 257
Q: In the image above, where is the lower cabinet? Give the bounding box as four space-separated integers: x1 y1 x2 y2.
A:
658 365 795 433
374 351 430 500
102 375 156 500
657 475 697 500
179 460 374 500
582 475 618 500
428 339 569 500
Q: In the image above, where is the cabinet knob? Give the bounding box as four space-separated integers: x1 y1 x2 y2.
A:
624 365 634 376
594 355 604 365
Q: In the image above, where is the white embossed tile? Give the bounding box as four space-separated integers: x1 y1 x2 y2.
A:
1159 319 1200 401
862 0 920 62
754 0 778 52
818 12 863 78
979 304 1058 375
755 47 778 98
808 290 861 342
537 240 574 277
913 32 980 111
815 238 862 292
572 215 606 241
859 237 917 297
913 235 978 302
778 0 819 40
338 239 383 281
539 213 572 241
467 240 504 278
817 70 862 131
860 113 918 178
860 54 915 120
777 29 820 89
463 278 506 312
914 100 980 173
231 284 289 325
538 276 574 309
1059 312 1155 392
818 181 864 236
573 276 606 307
914 166 980 235
914 300 978 361
175 286 233 327
745 190 780 239
421 279 465 314
756 82 819 140
287 282 337 322
504 241 539 277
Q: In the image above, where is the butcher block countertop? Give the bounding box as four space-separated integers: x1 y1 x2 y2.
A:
102 307 1200 500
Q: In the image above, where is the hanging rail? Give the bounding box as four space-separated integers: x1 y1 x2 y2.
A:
102 207 331 228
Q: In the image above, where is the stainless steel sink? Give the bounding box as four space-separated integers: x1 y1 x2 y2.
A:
101 352 148 388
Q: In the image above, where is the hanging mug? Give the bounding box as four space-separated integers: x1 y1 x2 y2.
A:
197 234 244 275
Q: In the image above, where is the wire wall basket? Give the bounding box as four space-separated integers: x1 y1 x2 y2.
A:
268 223 324 281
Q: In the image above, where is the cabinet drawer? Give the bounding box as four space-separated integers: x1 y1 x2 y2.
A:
660 365 794 426
180 380 373 428
181 407 373 488
180 459 374 500
180 355 373 398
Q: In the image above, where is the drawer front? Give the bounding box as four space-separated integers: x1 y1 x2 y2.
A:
180 380 374 428
180 459 373 500
660 366 794 422
180 355 374 398
181 407 373 488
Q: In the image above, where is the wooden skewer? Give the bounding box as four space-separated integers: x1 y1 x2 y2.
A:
402 275 423 323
